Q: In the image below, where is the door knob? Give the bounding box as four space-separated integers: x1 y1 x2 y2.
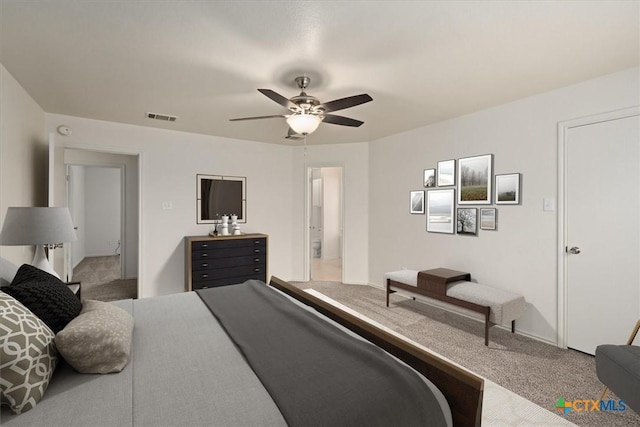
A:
568 246 581 254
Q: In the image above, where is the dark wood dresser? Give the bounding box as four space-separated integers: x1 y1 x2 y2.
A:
184 234 268 291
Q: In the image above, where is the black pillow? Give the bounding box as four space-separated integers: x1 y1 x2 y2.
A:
6 264 82 333
12 263 64 285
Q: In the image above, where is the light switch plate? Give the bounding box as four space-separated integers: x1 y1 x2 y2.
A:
161 201 173 210
543 197 555 212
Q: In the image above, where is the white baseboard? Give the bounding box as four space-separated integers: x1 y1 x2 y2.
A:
342 280 371 286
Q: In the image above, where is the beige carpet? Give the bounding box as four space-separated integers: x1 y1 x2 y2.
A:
72 255 137 301
293 281 640 427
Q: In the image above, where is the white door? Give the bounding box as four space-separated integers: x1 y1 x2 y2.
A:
566 113 640 355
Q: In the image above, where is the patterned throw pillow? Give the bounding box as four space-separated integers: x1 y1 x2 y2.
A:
0 291 59 414
5 265 82 333
56 300 134 374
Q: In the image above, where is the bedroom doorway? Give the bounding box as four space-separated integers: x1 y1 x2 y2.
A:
559 107 640 355
56 147 140 301
66 163 138 301
307 166 344 282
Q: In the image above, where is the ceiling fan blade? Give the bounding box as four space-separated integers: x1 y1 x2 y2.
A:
318 94 372 113
229 114 286 122
322 114 364 127
258 89 298 110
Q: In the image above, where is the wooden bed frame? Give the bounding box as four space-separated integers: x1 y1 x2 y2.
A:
269 277 484 427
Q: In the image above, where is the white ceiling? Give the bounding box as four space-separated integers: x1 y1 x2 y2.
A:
1 1 638 145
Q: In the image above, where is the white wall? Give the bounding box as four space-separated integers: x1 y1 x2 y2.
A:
84 166 121 257
0 64 47 266
368 67 640 343
45 114 294 297
292 143 369 284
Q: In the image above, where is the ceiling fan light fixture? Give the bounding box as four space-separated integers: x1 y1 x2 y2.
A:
286 113 322 135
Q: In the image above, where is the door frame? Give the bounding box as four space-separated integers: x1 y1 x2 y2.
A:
51 142 143 293
303 163 345 282
556 105 640 348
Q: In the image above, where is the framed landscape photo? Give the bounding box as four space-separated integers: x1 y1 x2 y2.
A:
456 208 477 235
437 159 456 187
458 154 492 205
495 173 520 205
480 208 497 230
427 189 455 234
423 169 436 187
410 190 425 214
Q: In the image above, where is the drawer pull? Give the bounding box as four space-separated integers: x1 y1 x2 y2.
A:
202 274 208 279
254 249 260 253
202 244 208 248
202 263 208 267
254 240 260 244
254 268 260 272
202 253 208 257
254 258 260 262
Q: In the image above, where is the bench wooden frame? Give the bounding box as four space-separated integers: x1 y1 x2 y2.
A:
271 276 484 427
386 277 515 346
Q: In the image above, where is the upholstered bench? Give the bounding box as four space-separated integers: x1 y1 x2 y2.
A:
385 268 525 346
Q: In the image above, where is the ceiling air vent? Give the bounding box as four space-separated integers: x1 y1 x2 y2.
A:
146 112 178 122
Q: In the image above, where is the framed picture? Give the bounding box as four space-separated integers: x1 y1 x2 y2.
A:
427 189 455 234
437 159 456 187
480 208 497 230
423 169 436 187
410 190 425 214
457 208 477 235
495 173 521 205
458 154 492 205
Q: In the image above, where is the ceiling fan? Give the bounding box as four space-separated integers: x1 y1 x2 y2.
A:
230 76 373 137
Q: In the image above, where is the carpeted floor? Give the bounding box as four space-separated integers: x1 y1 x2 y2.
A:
73 255 137 301
292 281 640 427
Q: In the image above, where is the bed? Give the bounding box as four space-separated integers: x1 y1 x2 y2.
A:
1 259 483 426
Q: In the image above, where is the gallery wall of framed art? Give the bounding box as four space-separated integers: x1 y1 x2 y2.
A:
410 153 521 236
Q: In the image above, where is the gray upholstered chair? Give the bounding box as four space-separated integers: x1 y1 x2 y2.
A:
596 319 640 414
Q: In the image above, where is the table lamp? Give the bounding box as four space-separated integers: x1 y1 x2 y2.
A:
0 207 77 278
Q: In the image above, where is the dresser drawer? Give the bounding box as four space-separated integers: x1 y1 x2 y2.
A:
192 238 266 252
192 254 266 271
192 246 266 260
192 265 266 283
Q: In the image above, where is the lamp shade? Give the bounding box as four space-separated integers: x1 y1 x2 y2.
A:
286 113 322 135
0 207 77 245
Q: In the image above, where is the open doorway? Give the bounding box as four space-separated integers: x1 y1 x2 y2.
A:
64 149 139 301
307 166 343 282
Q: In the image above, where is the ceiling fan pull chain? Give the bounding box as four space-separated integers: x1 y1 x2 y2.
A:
304 134 307 157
